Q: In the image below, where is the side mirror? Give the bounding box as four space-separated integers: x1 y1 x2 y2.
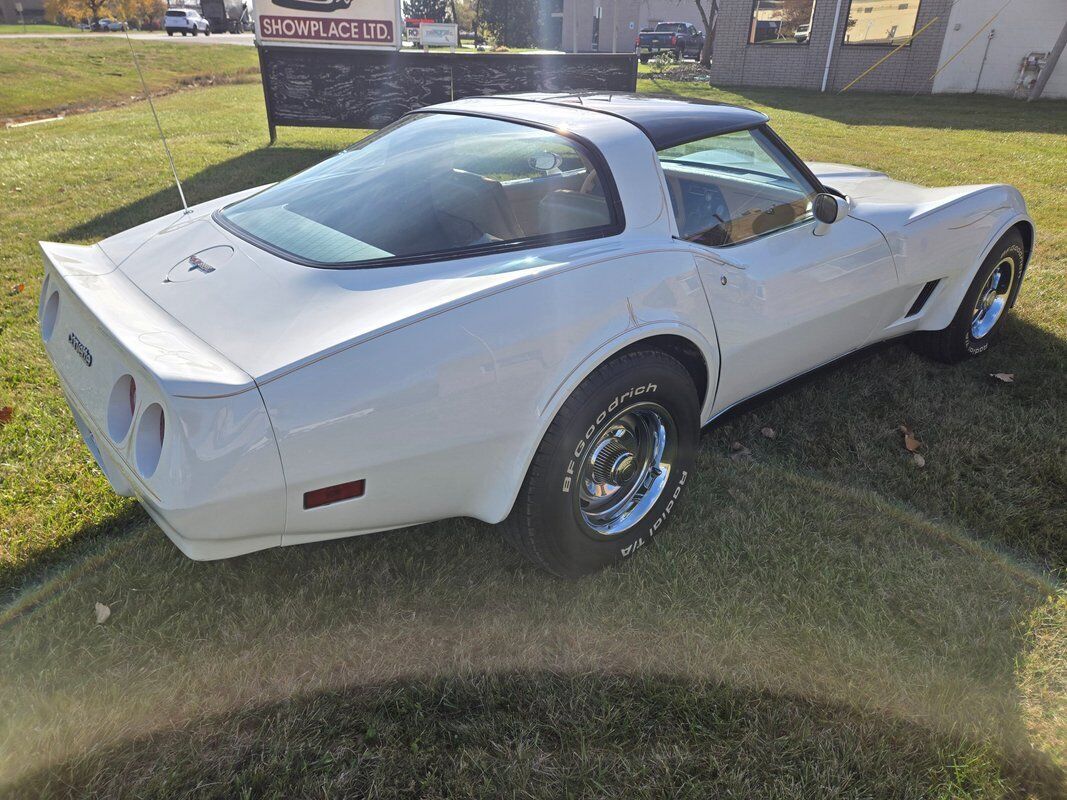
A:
812 192 848 235
813 192 847 224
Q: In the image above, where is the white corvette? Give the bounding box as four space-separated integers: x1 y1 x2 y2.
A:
39 94 1033 576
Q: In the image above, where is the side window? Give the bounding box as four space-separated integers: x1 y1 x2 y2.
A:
657 128 816 247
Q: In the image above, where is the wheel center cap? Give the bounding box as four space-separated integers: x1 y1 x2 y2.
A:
611 453 637 484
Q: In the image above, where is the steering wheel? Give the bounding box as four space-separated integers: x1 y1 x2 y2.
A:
579 169 600 196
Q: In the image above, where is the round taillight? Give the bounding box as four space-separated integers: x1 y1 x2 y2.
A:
41 290 60 341
135 403 165 477
107 374 137 442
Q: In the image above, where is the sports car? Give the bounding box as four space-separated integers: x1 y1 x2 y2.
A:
39 94 1033 576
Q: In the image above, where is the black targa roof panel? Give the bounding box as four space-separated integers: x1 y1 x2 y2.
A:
497 92 771 150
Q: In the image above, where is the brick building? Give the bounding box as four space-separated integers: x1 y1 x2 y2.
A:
563 0 1066 97
707 0 947 94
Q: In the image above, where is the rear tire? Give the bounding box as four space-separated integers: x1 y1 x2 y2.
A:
504 349 700 578
909 230 1025 364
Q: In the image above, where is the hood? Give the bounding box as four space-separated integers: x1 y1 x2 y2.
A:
96 191 635 384
809 162 1001 229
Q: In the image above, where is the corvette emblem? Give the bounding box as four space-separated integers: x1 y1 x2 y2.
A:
68 332 93 367
186 254 216 275
164 246 233 284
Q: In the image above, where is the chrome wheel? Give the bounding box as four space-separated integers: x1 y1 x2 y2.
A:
971 257 1015 339
577 403 676 536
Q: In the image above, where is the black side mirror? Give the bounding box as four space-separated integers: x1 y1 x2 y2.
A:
813 192 847 225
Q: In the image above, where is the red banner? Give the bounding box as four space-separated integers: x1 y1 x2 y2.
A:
259 15 394 43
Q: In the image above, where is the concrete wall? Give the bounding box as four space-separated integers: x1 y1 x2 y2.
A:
932 0 1067 99
562 0 707 54
0 0 45 24
706 0 952 93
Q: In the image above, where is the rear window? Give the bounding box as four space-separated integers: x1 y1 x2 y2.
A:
165 10 186 16
656 23 687 32
217 113 621 268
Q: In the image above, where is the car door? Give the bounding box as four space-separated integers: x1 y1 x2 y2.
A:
658 127 898 414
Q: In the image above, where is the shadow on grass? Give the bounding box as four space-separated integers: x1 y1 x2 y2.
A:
647 78 1067 135
0 503 148 608
54 145 337 244
5 670 1064 799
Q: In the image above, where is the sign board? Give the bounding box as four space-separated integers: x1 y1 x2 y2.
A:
419 22 457 47
254 0 400 47
403 17 433 43
14 2 23 12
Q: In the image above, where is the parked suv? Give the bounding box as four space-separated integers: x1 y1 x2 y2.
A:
794 23 811 43
164 8 211 36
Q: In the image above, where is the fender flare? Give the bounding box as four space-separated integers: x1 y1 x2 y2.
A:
490 321 719 523
919 211 1035 332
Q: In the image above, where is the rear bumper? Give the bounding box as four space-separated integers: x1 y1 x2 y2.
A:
39 241 288 560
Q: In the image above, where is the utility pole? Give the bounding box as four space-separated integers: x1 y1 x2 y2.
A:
1029 17 1067 101
611 0 617 53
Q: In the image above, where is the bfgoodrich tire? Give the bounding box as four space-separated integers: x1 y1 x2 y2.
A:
909 229 1025 364
505 349 700 577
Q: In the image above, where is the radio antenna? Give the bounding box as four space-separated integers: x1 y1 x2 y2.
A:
121 25 190 213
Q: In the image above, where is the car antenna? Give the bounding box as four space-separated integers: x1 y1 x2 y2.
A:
121 23 190 213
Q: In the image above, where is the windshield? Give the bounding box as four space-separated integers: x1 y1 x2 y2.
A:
217 113 619 267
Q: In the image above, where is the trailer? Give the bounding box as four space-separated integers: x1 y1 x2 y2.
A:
200 0 247 33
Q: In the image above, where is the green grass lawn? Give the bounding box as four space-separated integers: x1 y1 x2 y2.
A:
0 72 1064 797
0 23 76 34
0 38 259 119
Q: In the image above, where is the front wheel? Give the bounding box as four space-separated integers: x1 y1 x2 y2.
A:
909 229 1025 363
504 349 700 577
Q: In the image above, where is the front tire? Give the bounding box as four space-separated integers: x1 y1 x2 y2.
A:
909 229 1025 363
505 350 700 577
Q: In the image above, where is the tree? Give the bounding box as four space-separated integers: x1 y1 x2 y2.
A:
451 0 475 33
403 0 446 21
110 0 165 27
691 0 718 67
477 0 540 47
45 0 106 25
45 0 163 26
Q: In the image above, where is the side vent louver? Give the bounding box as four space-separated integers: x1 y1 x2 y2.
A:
905 280 940 317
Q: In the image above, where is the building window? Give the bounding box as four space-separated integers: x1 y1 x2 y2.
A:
748 0 817 45
844 0 920 45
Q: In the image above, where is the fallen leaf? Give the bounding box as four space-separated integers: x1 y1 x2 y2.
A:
990 373 1015 383
898 425 922 453
912 453 926 468
8 283 24 296
760 427 776 439
729 442 751 462
0 406 12 426
94 602 111 624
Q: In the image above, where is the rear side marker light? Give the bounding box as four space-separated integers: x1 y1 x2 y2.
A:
304 479 365 510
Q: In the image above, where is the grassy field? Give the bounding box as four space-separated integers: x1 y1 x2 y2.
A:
0 37 259 119
0 61 1064 796
0 23 76 34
